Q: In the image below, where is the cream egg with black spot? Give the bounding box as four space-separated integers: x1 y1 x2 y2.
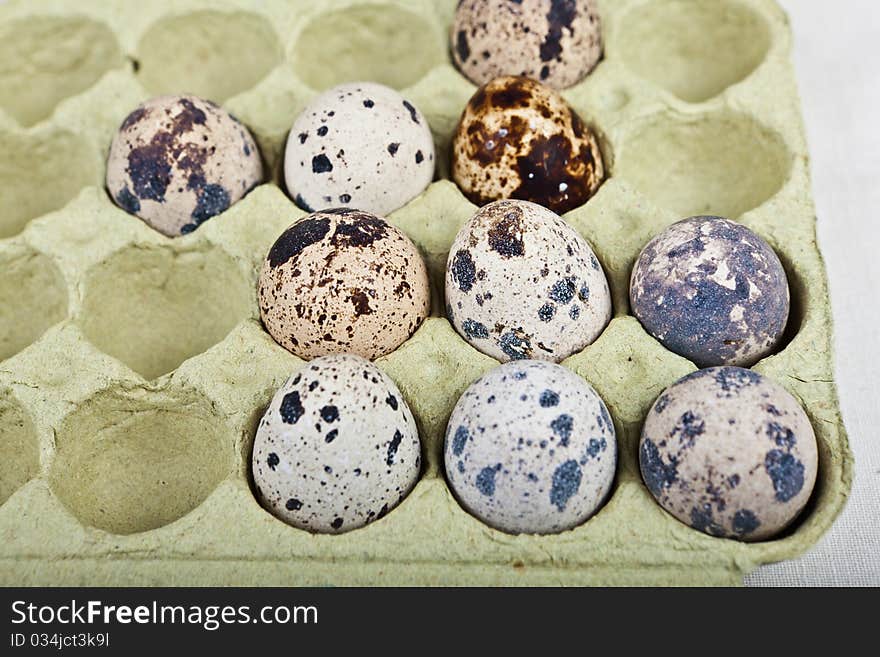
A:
452 0 602 89
106 94 262 237
445 199 610 363
445 360 616 534
630 215 790 367
259 208 430 361
252 354 422 534
639 366 818 541
284 82 435 216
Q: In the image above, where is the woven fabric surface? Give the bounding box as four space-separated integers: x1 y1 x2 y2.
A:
744 0 880 587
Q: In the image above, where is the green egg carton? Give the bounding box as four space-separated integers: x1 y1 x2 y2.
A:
0 0 852 586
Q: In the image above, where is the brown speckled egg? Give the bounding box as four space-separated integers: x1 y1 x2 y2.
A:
640 367 818 541
451 76 604 214
252 354 421 534
445 199 611 362
106 94 263 237
259 208 430 360
452 0 602 89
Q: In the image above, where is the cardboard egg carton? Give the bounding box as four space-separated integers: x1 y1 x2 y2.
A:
0 0 851 585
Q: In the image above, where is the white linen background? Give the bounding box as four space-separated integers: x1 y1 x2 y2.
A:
743 0 879 586
0 0 875 585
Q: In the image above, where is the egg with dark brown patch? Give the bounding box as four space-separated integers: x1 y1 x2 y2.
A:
106 94 263 237
252 354 422 534
451 76 604 214
640 366 818 541
452 0 603 89
259 208 430 360
446 199 611 363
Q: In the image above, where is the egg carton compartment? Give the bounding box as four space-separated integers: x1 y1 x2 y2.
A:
0 0 851 586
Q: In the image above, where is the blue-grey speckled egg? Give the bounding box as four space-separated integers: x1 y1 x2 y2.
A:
640 366 818 541
445 360 616 534
252 354 421 534
445 199 611 363
630 215 789 367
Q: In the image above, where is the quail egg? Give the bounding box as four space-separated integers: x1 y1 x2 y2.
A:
106 94 263 236
640 366 818 541
446 199 611 363
452 75 604 214
284 82 435 216
252 354 422 533
445 359 616 534
259 208 430 361
452 0 602 89
630 215 790 367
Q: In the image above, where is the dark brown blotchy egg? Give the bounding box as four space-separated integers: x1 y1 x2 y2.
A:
258 208 430 361
451 76 604 215
452 0 603 89
106 94 263 237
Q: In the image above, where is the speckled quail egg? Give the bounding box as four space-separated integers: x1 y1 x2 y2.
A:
259 208 430 361
640 366 818 541
106 94 263 237
284 82 435 216
452 0 603 89
445 360 616 534
252 354 421 533
446 199 611 363
451 75 604 214
630 215 790 367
